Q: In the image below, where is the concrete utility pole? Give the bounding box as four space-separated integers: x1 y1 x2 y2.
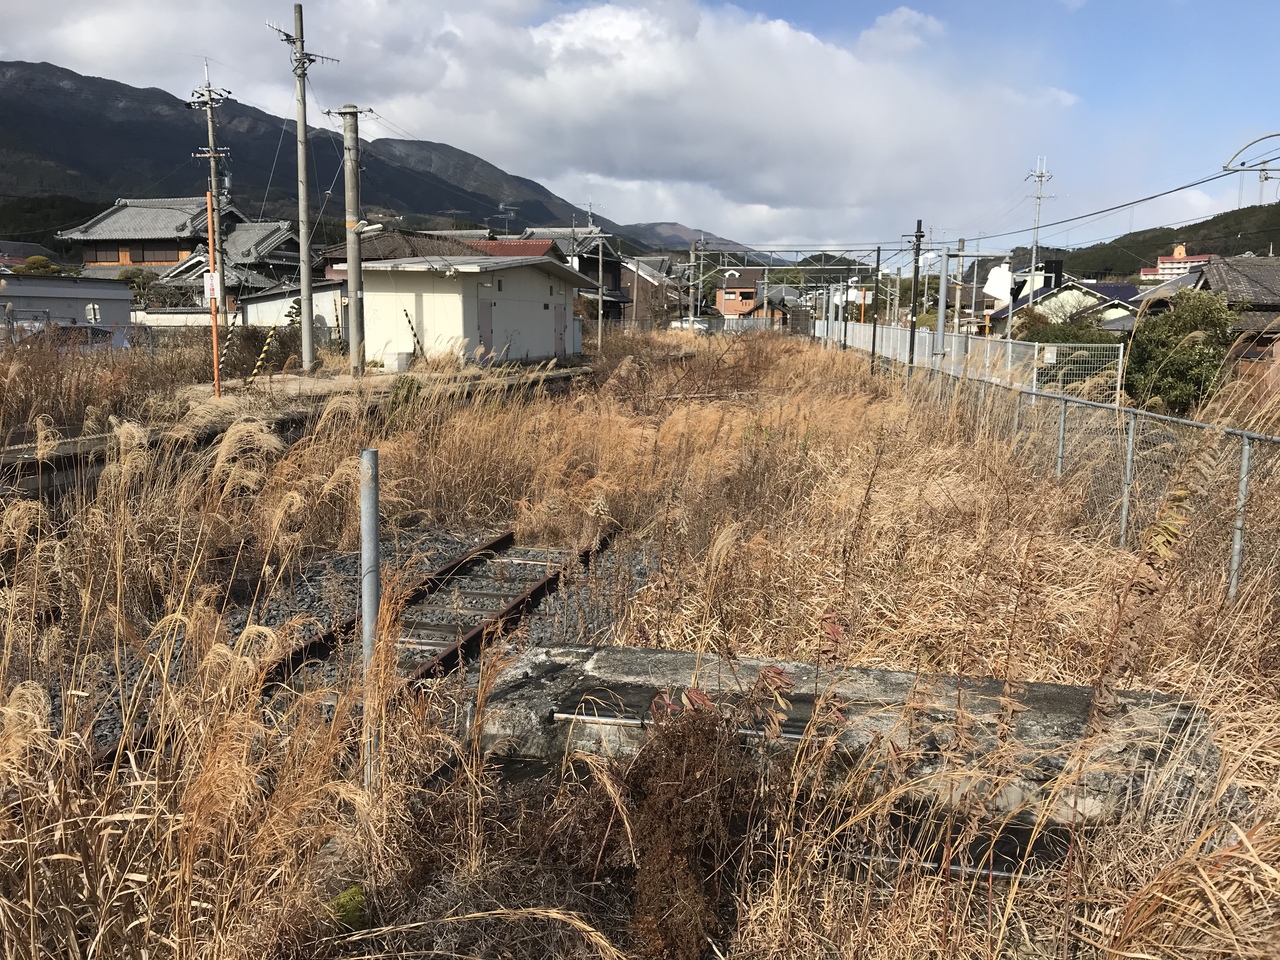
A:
597 238 604 347
1026 156 1053 313
688 241 697 320
339 104 363 377
869 245 881 367
273 3 336 371
953 238 965 335
190 65 229 328
907 219 924 370
935 247 949 367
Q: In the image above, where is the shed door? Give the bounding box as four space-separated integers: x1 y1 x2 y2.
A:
477 296 493 358
554 303 567 358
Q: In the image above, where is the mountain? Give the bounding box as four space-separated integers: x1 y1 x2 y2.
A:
0 59 743 252
622 222 745 252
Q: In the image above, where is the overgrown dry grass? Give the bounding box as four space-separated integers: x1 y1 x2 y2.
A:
0 331 1278 958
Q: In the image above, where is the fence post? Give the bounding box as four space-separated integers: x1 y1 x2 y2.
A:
1005 337 1013 387
1056 397 1068 477
360 447 381 791
1115 342 1125 405
1118 411 1137 546
1228 436 1253 600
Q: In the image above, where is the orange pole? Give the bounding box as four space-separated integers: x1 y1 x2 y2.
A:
206 191 221 397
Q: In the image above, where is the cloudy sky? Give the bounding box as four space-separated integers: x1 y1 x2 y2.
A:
3 0 1279 249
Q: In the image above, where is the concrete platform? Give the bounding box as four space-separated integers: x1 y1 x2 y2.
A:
480 645 1219 829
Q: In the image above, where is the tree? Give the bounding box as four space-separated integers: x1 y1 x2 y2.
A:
1123 289 1237 415
115 267 198 308
11 256 61 276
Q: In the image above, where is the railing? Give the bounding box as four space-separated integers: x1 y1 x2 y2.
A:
827 321 1279 600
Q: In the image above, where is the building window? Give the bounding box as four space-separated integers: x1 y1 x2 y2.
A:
497 279 503 292
724 292 736 300
544 303 550 310
740 290 755 300
550 285 555 296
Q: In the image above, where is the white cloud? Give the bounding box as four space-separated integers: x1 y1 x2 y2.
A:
0 1 1086 246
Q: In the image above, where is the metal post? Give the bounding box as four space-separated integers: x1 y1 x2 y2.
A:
1005 336 1013 387
597 238 603 347
1228 436 1253 599
360 448 381 790
953 238 964 336
935 247 949 369
869 246 881 372
1115 341 1125 405
200 77 229 330
205 191 221 398
293 4 314 369
339 104 363 376
1056 397 1068 477
907 219 923 372
1118 411 1137 546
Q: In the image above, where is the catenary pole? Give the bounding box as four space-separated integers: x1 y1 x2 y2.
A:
907 219 924 371
205 191 222 398
869 245 881 369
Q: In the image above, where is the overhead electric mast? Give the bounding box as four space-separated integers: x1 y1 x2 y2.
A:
1026 157 1054 312
271 4 336 372
189 62 230 329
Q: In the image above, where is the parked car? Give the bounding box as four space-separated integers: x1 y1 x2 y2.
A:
669 317 709 334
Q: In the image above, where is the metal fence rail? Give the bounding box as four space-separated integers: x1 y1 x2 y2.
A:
826 322 1280 600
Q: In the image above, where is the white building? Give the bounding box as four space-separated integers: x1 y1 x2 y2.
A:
355 256 591 365
0 273 133 345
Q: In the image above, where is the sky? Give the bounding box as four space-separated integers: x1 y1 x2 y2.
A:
3 0 1280 251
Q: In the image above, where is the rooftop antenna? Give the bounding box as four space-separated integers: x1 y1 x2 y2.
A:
269 3 337 372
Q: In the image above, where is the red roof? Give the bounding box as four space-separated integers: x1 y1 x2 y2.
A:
464 239 560 258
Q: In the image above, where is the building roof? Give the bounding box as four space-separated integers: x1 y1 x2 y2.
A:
1134 271 1202 301
239 278 346 303
719 268 765 289
0 241 60 263
356 255 597 288
1198 256 1280 308
464 239 564 260
1235 310 1280 334
57 197 246 242
321 230 481 262
223 221 296 265
989 279 1138 323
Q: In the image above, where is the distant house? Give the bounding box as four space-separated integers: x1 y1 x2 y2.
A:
1196 256 1280 389
333 255 594 366
57 197 302 308
622 256 684 323
989 278 1140 332
716 268 764 318
1139 244 1219 283
742 283 802 325
0 241 61 270
463 238 567 262
0 273 133 345
239 279 346 340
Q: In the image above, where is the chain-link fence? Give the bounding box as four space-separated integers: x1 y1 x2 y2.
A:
827 323 1280 599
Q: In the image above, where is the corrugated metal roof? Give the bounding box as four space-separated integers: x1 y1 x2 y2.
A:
464 239 563 259
321 230 481 261
357 255 597 288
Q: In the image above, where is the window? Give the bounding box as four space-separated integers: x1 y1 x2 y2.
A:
550 285 555 296
724 292 736 300
544 303 550 310
497 279 503 292
87 243 119 263
740 290 755 300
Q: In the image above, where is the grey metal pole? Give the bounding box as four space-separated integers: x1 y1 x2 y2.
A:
293 4 314 369
340 104 363 376
1115 342 1125 405
953 238 964 337
869 246 881 371
597 239 604 347
1228 436 1253 600
1056 397 1068 477
1118 411 1137 546
360 447 381 790
935 247 949 369
907 220 923 373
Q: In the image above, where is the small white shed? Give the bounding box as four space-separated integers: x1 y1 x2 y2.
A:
354 256 592 365
0 273 134 346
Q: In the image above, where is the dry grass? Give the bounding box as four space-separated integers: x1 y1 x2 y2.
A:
0 331 1277 958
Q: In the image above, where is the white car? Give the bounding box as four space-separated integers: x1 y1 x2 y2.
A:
670 317 709 333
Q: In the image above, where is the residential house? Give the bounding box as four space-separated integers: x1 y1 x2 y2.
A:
319 229 482 281
0 273 133 345
621 256 683 324
0 241 61 270
715 268 764 318
1196 255 1280 389
57 197 302 308
239 278 346 340
988 277 1140 333
338 255 593 366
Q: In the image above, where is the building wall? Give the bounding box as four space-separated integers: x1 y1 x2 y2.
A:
241 287 344 340
0 275 133 344
364 265 573 364
79 242 198 269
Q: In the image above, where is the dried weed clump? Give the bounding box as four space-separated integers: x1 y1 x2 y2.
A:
0 332 1277 958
